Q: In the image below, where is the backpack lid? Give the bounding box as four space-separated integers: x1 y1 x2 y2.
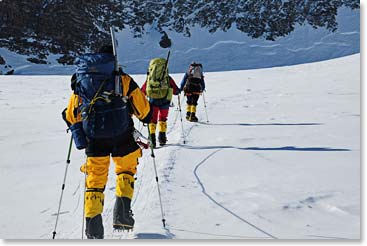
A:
188 63 203 79
190 62 203 68
148 58 168 81
74 53 115 75
149 58 167 69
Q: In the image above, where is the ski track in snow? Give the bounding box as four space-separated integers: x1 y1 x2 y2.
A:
191 148 278 239
150 101 275 239
156 122 271 239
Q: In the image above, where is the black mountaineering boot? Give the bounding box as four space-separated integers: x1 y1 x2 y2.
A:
85 214 104 239
158 132 167 146
186 111 191 120
189 112 199 122
113 197 135 231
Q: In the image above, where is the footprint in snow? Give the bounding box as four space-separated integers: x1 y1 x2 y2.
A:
283 194 333 210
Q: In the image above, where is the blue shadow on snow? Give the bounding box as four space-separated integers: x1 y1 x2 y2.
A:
134 233 171 239
197 122 323 126
173 145 350 152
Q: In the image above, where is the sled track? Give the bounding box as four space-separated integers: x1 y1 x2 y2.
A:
193 149 278 239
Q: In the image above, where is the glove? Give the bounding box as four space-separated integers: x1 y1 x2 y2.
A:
61 108 72 127
140 106 153 124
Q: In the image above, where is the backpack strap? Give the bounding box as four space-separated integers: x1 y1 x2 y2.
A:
86 78 110 115
75 95 81 119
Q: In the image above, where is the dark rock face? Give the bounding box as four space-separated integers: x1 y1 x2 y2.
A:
0 0 359 65
0 55 5 65
0 54 13 74
159 32 172 48
27 57 48 64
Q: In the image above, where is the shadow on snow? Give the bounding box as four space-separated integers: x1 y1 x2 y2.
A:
134 232 172 239
170 144 350 152
196 122 323 126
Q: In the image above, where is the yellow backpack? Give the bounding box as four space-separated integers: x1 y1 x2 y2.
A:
146 58 172 100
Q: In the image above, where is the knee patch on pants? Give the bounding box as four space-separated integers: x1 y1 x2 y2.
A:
116 173 135 199
85 191 104 218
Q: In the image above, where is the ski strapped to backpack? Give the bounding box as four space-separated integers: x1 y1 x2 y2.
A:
145 51 173 100
110 26 122 96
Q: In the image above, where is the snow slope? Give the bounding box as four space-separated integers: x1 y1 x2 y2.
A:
0 54 360 239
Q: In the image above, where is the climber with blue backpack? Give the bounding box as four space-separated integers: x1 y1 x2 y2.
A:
61 44 151 239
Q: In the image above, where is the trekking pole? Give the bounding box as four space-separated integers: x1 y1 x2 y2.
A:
147 126 167 228
202 91 209 123
177 94 186 144
81 157 88 240
52 135 73 239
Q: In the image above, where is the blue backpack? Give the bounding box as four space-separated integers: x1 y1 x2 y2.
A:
73 53 131 140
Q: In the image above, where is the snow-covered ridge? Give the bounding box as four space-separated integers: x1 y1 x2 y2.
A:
0 7 360 75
